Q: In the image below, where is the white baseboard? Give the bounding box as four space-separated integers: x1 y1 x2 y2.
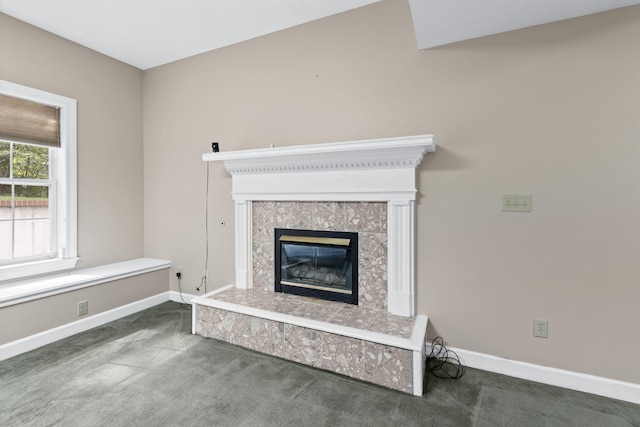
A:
7 293 637 405
0 292 170 362
169 290 198 304
426 343 640 405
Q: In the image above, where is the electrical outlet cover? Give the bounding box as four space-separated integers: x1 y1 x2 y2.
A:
533 318 548 338
78 300 89 316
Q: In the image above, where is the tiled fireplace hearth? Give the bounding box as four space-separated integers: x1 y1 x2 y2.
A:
193 135 435 395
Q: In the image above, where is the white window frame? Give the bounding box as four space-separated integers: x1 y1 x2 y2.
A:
0 80 78 282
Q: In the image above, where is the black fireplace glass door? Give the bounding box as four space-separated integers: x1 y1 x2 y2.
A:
275 229 358 305
280 243 350 292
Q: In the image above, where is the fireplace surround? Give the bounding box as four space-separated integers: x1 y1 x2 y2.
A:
202 134 435 317
253 200 388 310
193 134 435 395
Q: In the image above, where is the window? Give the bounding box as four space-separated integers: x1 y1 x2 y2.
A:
0 80 77 282
0 142 54 260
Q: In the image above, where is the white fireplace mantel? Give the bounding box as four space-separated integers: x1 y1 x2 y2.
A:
202 134 435 317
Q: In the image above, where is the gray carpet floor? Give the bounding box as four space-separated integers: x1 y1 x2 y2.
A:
1 301 638 426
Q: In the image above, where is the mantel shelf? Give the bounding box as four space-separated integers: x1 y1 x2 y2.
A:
202 134 435 175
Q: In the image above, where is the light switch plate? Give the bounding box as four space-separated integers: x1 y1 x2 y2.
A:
502 194 532 212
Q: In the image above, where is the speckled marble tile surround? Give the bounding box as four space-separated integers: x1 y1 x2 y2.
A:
211 288 415 338
252 201 387 311
194 288 419 394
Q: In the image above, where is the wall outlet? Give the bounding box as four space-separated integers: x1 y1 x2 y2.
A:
503 194 532 212
78 300 88 317
533 318 548 338
176 267 182 278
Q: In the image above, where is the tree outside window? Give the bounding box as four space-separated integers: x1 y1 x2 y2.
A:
0 141 53 261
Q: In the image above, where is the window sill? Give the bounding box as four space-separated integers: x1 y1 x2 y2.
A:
0 258 171 308
0 258 79 283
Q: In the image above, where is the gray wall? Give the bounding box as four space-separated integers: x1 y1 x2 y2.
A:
0 269 169 345
0 13 144 268
143 0 640 384
0 13 158 341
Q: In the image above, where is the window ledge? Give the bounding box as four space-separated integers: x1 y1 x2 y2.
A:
0 258 79 283
0 258 171 308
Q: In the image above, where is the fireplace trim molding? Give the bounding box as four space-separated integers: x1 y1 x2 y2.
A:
203 134 435 317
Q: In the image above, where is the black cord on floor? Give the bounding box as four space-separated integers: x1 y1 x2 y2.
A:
426 336 465 379
176 276 190 309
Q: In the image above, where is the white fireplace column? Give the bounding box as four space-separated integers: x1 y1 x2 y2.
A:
388 199 417 316
203 134 435 317
234 200 252 290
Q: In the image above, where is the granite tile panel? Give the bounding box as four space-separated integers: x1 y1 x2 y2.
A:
283 324 324 368
252 201 389 308
307 202 343 231
364 311 414 338
195 306 235 342
195 293 418 394
326 304 372 330
358 269 387 311
318 332 365 377
362 342 413 393
259 319 288 358
197 306 413 393
226 313 252 348
343 202 386 233
206 287 414 339
290 297 344 323
358 232 388 272
357 231 387 309
239 317 286 356
211 288 303 316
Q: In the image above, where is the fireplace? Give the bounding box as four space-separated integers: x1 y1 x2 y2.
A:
275 228 358 305
197 134 434 396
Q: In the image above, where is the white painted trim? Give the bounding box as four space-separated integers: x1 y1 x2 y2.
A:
0 258 78 284
0 292 170 362
411 315 428 396
234 200 252 290
387 200 416 316
169 290 198 304
193 289 428 352
191 302 198 335
229 169 420 203
230 190 419 203
0 258 171 308
425 344 640 405
246 201 253 289
413 351 424 396
202 134 435 175
0 80 78 283
202 283 235 298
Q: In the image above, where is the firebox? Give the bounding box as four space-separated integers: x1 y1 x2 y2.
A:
274 228 358 305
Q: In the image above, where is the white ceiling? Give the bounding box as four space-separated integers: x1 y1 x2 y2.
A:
1 0 639 70
409 0 640 49
0 0 382 70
